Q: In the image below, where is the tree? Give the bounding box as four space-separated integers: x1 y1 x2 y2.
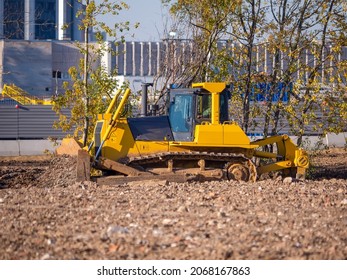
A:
163 0 347 145
265 0 347 145
263 0 327 141
159 1 267 133
227 0 266 133
52 0 137 146
159 0 238 85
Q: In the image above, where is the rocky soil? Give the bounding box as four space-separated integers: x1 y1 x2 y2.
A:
0 149 346 260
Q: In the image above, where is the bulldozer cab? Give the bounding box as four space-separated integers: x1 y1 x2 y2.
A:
169 89 195 141
195 90 230 123
168 84 230 141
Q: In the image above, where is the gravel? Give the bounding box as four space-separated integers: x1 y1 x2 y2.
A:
0 148 346 260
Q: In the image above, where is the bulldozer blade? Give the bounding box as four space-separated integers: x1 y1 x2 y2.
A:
97 157 149 176
76 149 91 182
56 138 83 156
95 173 197 186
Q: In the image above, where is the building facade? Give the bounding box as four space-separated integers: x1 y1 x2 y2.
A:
1 40 347 98
111 41 347 85
0 40 83 97
0 0 84 41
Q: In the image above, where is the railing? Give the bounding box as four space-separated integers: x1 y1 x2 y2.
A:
2 84 52 105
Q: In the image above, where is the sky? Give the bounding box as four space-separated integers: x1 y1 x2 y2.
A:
96 0 171 41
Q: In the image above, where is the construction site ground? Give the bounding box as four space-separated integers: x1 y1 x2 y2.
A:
0 148 346 260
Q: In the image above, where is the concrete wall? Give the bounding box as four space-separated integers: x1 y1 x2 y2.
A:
0 139 60 156
51 41 82 94
2 40 52 96
290 133 347 150
0 40 91 97
0 133 345 156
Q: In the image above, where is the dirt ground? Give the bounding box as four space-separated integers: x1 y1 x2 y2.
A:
0 148 346 260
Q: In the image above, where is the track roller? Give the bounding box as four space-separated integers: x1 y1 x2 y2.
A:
226 159 257 182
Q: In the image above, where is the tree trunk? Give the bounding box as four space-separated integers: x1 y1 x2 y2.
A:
82 0 90 147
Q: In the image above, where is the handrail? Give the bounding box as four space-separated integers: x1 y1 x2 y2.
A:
95 88 131 159
2 84 52 105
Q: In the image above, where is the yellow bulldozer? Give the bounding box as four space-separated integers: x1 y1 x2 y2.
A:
63 82 309 184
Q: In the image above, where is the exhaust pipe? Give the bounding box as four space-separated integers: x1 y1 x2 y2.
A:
141 83 153 117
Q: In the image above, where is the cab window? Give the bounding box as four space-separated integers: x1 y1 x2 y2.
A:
196 94 211 121
169 94 193 132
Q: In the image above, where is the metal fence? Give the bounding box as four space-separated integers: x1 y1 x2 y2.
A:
0 105 71 139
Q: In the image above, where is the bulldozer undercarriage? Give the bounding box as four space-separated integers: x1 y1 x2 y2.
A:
75 134 307 185
77 150 259 185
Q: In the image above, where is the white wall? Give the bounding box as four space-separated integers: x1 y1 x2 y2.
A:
0 133 345 156
0 140 60 156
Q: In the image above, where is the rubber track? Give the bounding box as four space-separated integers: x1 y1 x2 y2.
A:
120 151 258 182
121 151 243 163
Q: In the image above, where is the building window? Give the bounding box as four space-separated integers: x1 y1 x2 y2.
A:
3 0 25 39
53 70 61 79
35 0 57 40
